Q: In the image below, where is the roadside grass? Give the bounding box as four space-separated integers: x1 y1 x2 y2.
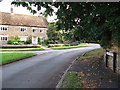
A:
61 72 83 88
80 48 104 60
60 48 104 88
0 52 35 65
51 43 88 50
0 48 44 51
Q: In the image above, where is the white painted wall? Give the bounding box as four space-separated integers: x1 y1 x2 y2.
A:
20 36 28 41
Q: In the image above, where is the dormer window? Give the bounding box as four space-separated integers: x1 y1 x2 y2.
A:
21 27 27 32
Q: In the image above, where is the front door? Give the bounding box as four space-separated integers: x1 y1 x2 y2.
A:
32 36 38 45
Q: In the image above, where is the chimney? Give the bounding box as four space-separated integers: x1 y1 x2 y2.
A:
10 5 13 14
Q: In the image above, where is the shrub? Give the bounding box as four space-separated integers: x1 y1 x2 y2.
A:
14 36 20 42
25 37 32 44
7 39 15 44
42 39 49 45
7 36 24 45
38 37 41 44
48 44 64 47
13 42 19 45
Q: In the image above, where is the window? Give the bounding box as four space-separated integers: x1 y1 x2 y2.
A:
40 29 42 32
0 26 8 31
0 36 8 41
21 27 27 32
33 29 36 32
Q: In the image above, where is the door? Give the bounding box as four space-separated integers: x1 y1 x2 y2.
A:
32 36 38 45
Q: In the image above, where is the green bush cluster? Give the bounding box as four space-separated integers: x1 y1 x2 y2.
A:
7 36 32 45
7 37 22 45
38 37 41 44
42 39 58 46
24 37 32 44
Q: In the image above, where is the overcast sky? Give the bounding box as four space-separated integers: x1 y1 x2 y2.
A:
0 0 57 22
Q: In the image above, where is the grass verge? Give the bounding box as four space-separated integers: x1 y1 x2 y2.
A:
0 52 35 65
61 72 83 88
51 43 88 50
0 48 44 51
80 48 104 60
60 48 104 88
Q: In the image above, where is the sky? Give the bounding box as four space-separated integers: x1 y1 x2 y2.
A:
0 0 57 22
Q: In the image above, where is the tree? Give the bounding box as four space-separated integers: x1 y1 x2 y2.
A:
47 22 61 43
12 2 120 48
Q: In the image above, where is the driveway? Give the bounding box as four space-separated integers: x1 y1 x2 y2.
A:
1 44 100 88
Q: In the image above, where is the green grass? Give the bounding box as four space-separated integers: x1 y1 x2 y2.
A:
61 72 83 88
51 43 88 50
0 48 44 51
80 48 104 60
0 52 35 65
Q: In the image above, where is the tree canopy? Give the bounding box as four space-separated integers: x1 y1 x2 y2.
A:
12 2 120 48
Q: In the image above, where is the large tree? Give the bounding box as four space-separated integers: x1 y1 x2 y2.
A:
12 2 120 48
47 22 62 43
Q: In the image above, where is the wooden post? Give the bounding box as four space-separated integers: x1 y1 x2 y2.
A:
113 52 117 73
106 50 108 67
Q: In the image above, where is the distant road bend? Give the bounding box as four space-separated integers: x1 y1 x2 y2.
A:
2 44 100 88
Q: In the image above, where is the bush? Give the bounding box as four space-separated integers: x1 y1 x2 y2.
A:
14 36 20 42
48 44 64 47
38 37 41 44
7 36 25 45
25 37 32 44
7 36 21 44
7 39 15 44
42 39 49 45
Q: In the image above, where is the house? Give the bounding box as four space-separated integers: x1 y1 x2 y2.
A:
0 12 48 45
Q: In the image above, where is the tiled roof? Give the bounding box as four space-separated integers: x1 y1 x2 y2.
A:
0 12 48 28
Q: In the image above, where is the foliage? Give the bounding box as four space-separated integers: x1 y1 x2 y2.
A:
12 2 120 48
7 36 21 45
42 39 57 45
38 37 41 44
47 22 63 43
25 37 32 44
42 39 50 45
51 43 88 50
48 22 78 43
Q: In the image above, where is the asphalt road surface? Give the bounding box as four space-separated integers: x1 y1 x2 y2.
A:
1 44 100 88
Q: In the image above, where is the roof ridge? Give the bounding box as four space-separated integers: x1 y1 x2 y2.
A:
0 11 43 18
0 12 48 28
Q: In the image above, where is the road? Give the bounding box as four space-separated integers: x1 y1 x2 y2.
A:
1 44 100 88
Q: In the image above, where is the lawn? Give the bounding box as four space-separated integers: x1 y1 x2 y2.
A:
0 48 44 51
51 43 88 50
61 72 83 88
0 52 35 65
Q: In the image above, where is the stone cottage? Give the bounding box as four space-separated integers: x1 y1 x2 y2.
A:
0 12 48 45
